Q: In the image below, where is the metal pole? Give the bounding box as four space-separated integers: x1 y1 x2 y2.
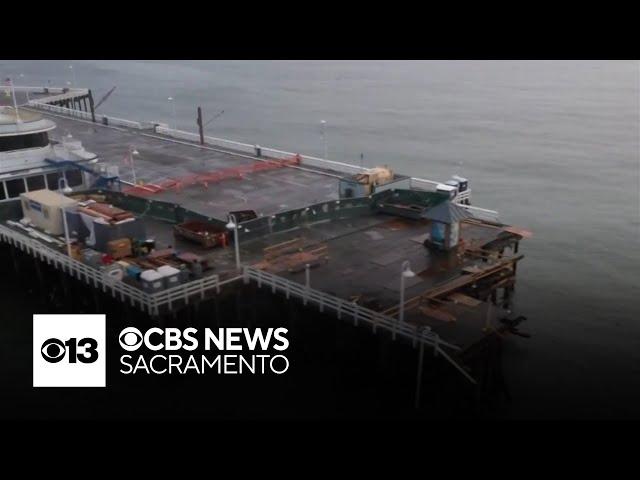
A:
20 75 30 103
8 78 21 123
69 64 76 87
61 206 72 258
167 97 175 129
320 120 327 160
228 214 240 270
130 147 137 185
305 263 311 289
172 100 177 129
197 106 204 145
397 260 415 341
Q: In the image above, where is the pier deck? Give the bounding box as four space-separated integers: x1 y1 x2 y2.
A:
0 87 529 396
40 111 342 218
1 103 522 349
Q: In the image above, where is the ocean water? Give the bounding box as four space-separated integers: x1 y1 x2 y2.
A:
1 60 638 418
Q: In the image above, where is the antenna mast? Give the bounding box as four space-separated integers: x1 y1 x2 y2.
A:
7 78 21 124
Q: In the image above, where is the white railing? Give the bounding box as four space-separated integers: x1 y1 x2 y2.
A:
0 86 87 96
26 87 499 220
0 223 228 316
29 101 94 121
455 189 472 204
458 203 500 222
244 266 449 348
410 177 441 190
155 127 256 154
154 127 490 207
243 266 476 384
29 101 143 129
27 89 89 104
0 220 475 383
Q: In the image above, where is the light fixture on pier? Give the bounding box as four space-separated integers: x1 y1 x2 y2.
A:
226 214 241 271
320 119 328 160
68 64 76 87
167 96 176 130
128 146 140 185
19 74 30 102
397 260 416 340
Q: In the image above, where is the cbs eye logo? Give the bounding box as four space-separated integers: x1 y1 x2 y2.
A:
119 327 143 351
41 337 99 364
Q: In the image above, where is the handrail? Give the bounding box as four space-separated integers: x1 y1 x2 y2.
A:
243 266 460 350
0 223 225 315
25 91 500 220
0 221 475 384
243 266 476 384
29 101 143 129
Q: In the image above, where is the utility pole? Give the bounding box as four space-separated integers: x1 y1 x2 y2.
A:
88 89 96 123
197 106 204 145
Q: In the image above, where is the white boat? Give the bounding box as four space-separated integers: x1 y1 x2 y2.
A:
0 105 98 202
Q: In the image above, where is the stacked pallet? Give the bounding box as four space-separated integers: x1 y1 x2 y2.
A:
78 202 135 224
254 238 330 273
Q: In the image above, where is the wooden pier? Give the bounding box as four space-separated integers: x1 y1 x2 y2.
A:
0 85 530 410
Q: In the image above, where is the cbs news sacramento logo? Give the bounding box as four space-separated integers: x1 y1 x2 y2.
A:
33 314 106 387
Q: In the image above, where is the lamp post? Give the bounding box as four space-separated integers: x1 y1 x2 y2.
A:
226 214 241 270
68 64 76 87
6 77 21 123
128 146 140 185
397 260 416 340
58 177 74 258
320 120 328 160
18 74 30 103
168 96 176 129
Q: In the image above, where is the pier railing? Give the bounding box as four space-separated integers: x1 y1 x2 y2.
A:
0 223 233 316
28 101 143 129
150 128 487 212
242 265 476 384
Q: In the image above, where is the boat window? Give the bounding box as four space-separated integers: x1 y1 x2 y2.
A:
6 178 26 198
26 175 46 191
0 183 5 201
0 132 49 152
46 172 60 190
66 169 83 187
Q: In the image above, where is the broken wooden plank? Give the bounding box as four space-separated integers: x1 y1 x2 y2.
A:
449 292 482 307
419 306 457 323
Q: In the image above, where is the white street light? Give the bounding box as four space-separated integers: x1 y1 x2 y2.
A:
320 119 328 160
129 146 140 185
226 214 241 270
397 260 416 339
18 74 30 102
59 177 73 258
68 64 76 87
168 97 176 129
61 204 73 258
7 77 21 124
